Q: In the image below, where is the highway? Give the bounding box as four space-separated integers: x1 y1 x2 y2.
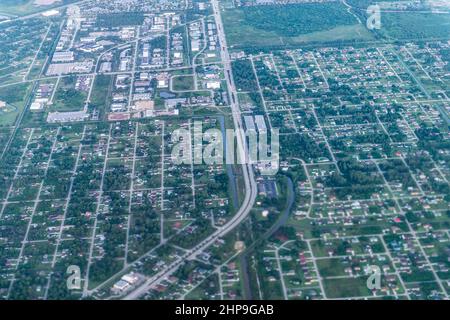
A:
0 82 37 161
122 0 258 300
240 177 295 299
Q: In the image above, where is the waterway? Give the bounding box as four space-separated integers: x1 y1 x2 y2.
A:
240 176 295 299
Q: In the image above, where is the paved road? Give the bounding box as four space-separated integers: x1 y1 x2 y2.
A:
122 0 257 300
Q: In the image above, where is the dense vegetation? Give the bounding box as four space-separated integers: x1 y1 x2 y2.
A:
232 59 258 92
280 133 330 161
381 12 450 40
241 3 356 36
96 12 145 27
325 159 385 200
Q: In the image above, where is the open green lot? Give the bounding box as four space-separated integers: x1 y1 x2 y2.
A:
52 76 86 112
0 83 31 126
223 3 373 49
172 75 195 91
380 12 450 40
0 0 77 17
0 0 40 16
323 277 372 298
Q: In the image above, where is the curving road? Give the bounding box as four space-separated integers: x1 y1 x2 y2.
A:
122 0 257 300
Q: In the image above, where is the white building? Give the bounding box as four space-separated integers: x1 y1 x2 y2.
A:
206 81 220 89
254 115 267 133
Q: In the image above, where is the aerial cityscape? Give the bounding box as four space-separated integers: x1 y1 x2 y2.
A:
0 0 449 302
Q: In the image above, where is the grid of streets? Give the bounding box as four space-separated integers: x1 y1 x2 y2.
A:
0 0 449 300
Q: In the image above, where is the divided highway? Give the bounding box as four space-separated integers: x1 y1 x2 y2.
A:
122 0 257 299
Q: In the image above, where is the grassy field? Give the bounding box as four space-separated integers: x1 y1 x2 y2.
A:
90 75 112 120
172 75 195 91
52 76 86 112
380 12 450 40
0 83 32 126
0 0 77 17
323 276 373 298
345 0 450 41
223 4 373 49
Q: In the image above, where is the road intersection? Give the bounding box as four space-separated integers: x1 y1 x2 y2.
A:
121 0 258 299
